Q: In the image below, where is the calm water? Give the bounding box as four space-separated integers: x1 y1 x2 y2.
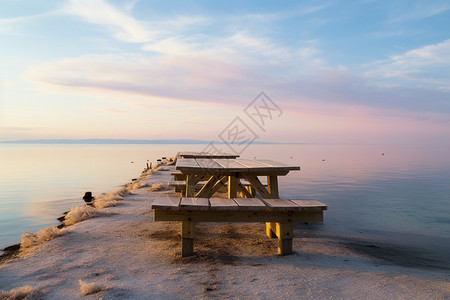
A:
1 143 449 268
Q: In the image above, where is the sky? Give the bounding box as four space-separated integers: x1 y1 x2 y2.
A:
1 0 450 145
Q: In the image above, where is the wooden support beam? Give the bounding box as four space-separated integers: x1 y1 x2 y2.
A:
236 182 253 198
195 175 218 198
228 176 238 198
276 222 293 255
154 209 323 223
266 222 276 238
181 220 194 257
182 238 194 257
207 176 228 198
185 175 202 197
278 238 293 256
267 175 279 198
244 175 272 199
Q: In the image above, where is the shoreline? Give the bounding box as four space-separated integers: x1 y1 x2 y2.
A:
0 161 160 263
1 159 449 298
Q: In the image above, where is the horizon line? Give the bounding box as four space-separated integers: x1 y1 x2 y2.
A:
0 138 305 145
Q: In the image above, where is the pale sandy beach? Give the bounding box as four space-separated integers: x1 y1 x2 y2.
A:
1 160 449 299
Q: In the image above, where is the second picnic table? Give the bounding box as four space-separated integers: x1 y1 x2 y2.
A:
175 158 300 199
176 151 239 159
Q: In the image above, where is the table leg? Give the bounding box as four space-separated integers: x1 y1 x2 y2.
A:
185 175 195 197
264 176 279 239
181 220 194 257
276 222 293 255
228 176 238 199
266 222 276 238
267 175 279 198
185 175 203 197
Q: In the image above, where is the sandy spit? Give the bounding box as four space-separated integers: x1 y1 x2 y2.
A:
0 162 449 299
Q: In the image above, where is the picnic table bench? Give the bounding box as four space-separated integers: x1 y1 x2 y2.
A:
151 197 327 257
168 178 262 197
170 170 185 181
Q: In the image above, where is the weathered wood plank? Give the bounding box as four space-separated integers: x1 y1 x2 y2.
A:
233 159 273 171
151 197 181 210
209 198 239 210
260 198 300 211
177 152 239 159
213 159 248 171
250 159 287 167
154 209 323 223
252 159 300 170
176 158 200 169
232 197 267 210
290 200 328 211
180 197 209 210
171 171 186 181
195 158 223 169
168 180 186 186
176 158 299 176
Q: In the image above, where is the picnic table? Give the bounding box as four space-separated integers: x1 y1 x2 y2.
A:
176 151 239 159
154 157 326 257
175 158 300 199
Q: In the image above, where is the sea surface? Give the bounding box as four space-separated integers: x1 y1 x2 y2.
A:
1 143 449 268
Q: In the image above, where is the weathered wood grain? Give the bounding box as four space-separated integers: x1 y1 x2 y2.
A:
180 197 209 210
260 198 300 211
233 197 267 210
151 197 181 210
209 198 239 210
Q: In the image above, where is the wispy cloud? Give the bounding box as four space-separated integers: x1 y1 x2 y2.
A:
296 2 336 16
20 0 450 122
62 0 153 42
365 39 450 88
62 0 208 44
23 46 450 120
389 1 450 22
0 12 54 35
23 53 258 105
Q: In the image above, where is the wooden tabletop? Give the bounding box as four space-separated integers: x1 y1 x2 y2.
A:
176 158 300 176
176 151 239 159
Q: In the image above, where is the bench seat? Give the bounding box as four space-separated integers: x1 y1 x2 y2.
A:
151 197 327 257
168 180 205 194
170 170 185 181
168 179 266 197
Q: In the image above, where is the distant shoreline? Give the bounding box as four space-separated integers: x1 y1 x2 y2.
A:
0 139 304 145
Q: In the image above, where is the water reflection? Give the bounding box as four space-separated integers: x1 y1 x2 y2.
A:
1 143 449 267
